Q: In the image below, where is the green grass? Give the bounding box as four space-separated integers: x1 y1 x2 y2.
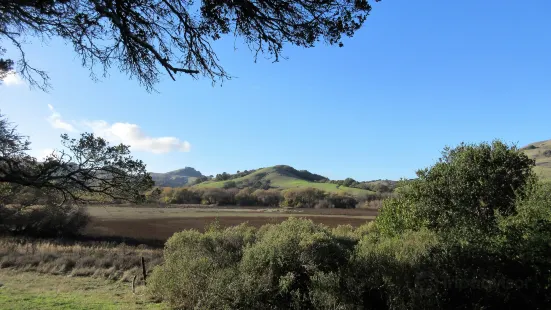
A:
0 269 166 309
521 139 551 180
194 166 375 197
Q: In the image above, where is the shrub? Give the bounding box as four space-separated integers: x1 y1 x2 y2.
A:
0 204 90 238
170 188 201 204
148 223 256 308
326 193 358 209
253 189 282 207
149 218 356 309
199 188 236 205
235 188 258 206
236 218 354 309
282 188 326 208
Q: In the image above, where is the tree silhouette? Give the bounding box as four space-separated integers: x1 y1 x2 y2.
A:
1 0 377 90
0 113 154 204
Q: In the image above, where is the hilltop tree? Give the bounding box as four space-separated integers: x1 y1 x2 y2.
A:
0 113 154 204
342 177 358 187
0 0 377 90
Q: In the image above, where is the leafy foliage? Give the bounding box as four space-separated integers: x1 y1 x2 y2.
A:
0 203 89 237
252 189 282 207
377 140 536 236
1 0 377 90
282 188 328 208
150 203 551 309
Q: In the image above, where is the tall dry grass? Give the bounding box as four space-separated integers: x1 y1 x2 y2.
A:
0 237 163 282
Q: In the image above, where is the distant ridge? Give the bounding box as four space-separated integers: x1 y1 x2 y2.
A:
193 165 389 197
150 167 204 187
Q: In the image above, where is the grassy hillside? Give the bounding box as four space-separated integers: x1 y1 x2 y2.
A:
521 139 551 180
194 165 375 197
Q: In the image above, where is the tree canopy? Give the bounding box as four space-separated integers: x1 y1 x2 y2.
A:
377 140 537 236
1 0 377 90
0 113 154 204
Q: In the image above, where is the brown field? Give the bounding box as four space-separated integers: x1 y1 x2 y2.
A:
84 205 377 241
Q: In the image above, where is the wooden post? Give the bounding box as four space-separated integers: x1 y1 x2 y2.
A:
141 256 147 285
132 275 137 294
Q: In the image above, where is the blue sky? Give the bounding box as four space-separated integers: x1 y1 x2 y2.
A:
1 0 550 181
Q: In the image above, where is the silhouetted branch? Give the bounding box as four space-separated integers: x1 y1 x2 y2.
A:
0 0 376 90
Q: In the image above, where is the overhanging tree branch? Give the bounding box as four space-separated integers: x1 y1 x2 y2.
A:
0 0 377 91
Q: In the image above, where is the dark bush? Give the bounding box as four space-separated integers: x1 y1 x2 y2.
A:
282 188 326 208
200 188 236 205
326 193 358 209
253 189 282 207
0 204 90 238
170 188 202 204
235 188 258 206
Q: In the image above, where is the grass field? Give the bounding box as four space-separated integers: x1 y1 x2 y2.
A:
194 166 375 197
84 205 377 241
0 269 165 309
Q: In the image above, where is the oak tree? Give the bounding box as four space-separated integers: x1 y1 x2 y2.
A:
1 0 377 90
0 113 154 204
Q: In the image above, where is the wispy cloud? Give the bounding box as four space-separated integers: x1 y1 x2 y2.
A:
84 121 191 154
46 104 191 154
47 104 76 132
1 71 24 86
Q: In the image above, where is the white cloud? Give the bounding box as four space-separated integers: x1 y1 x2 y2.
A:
47 104 76 132
1 71 24 86
84 120 191 154
46 104 191 154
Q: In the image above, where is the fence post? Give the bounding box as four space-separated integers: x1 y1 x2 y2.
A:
141 256 147 285
132 275 137 294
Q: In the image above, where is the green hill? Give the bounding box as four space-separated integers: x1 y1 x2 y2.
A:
151 167 204 187
194 165 376 197
521 139 551 180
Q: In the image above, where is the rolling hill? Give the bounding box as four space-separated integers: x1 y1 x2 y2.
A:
193 165 377 197
151 139 550 190
150 167 204 187
521 139 551 180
